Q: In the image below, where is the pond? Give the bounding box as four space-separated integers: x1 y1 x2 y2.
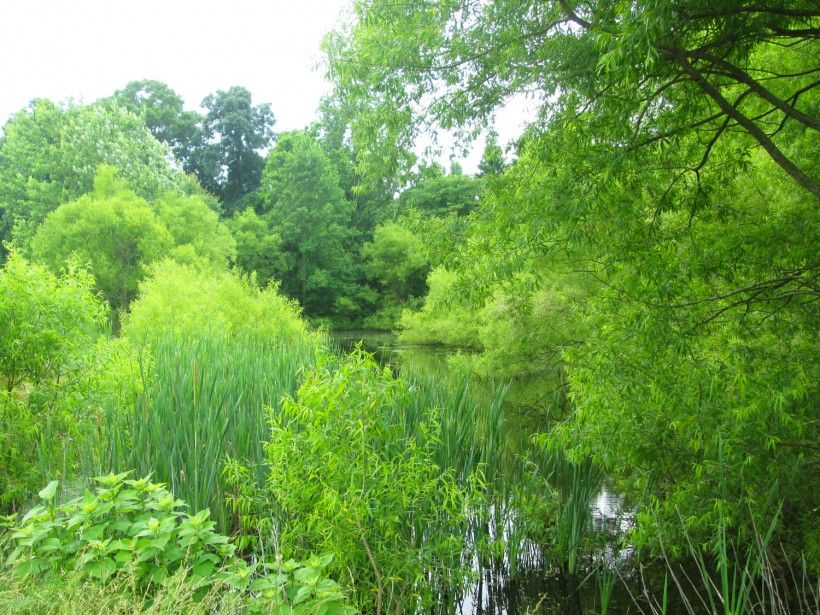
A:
333 331 636 614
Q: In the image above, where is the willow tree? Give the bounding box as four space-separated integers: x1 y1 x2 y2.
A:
325 0 820 558
325 0 818 196
0 99 185 257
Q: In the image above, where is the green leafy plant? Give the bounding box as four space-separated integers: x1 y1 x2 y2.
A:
6 472 235 586
0 254 110 511
3 473 354 614
227 350 478 612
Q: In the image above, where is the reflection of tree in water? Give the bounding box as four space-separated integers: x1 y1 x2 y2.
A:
333 331 641 614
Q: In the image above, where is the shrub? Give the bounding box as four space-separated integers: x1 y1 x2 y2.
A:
0 255 108 510
228 350 476 611
122 260 313 348
3 473 354 614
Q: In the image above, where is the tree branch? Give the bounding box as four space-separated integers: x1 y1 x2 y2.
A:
689 50 820 132
669 51 820 198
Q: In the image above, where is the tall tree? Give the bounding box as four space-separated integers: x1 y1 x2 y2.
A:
31 167 173 312
258 131 362 317
477 131 506 177
112 80 203 171
325 0 819 197
192 87 275 213
0 99 184 258
314 95 397 236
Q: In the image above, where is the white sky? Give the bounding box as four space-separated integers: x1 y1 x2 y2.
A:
0 0 533 173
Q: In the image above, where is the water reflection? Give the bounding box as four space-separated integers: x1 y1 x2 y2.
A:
332 331 635 614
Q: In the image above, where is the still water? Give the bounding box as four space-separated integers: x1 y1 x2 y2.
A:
333 331 635 614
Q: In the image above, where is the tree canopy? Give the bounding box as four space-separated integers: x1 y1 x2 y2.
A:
112 80 202 170
258 131 362 317
0 99 184 256
325 0 819 196
31 167 235 313
326 0 820 557
192 87 276 212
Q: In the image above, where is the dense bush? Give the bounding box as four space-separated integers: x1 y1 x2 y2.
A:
0 255 109 510
227 351 478 611
122 259 313 348
2 473 354 614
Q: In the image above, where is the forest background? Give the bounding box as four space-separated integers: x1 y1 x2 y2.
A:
0 1 817 613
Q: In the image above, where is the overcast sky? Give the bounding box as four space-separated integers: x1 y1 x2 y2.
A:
0 0 533 172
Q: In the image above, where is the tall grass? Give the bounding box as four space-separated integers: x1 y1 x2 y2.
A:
103 331 317 531
394 366 508 487
620 506 820 615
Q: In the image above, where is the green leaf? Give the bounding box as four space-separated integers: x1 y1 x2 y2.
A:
39 537 63 552
38 481 58 502
250 573 288 592
293 565 320 585
291 583 313 605
192 560 215 578
86 557 117 580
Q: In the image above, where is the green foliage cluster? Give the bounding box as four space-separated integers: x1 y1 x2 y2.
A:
227 351 478 611
0 1 816 608
122 259 310 347
227 207 288 286
0 255 111 509
255 131 365 318
112 82 275 212
358 170 481 329
0 99 185 256
3 472 354 614
328 0 820 573
361 221 429 302
31 167 236 313
399 267 482 348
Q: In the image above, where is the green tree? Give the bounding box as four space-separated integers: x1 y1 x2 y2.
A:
0 100 184 257
191 87 275 212
259 131 363 318
31 167 173 312
31 167 236 313
111 79 203 170
314 95 398 237
361 220 429 302
477 131 506 177
325 0 819 196
154 191 236 268
398 171 481 217
227 207 288 286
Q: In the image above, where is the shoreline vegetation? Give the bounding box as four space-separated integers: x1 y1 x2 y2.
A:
2 1 818 612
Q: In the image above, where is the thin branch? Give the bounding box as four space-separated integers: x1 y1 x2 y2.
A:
669 51 820 198
689 50 820 132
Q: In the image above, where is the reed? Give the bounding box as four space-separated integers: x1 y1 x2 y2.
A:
393 364 508 488
103 330 317 531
